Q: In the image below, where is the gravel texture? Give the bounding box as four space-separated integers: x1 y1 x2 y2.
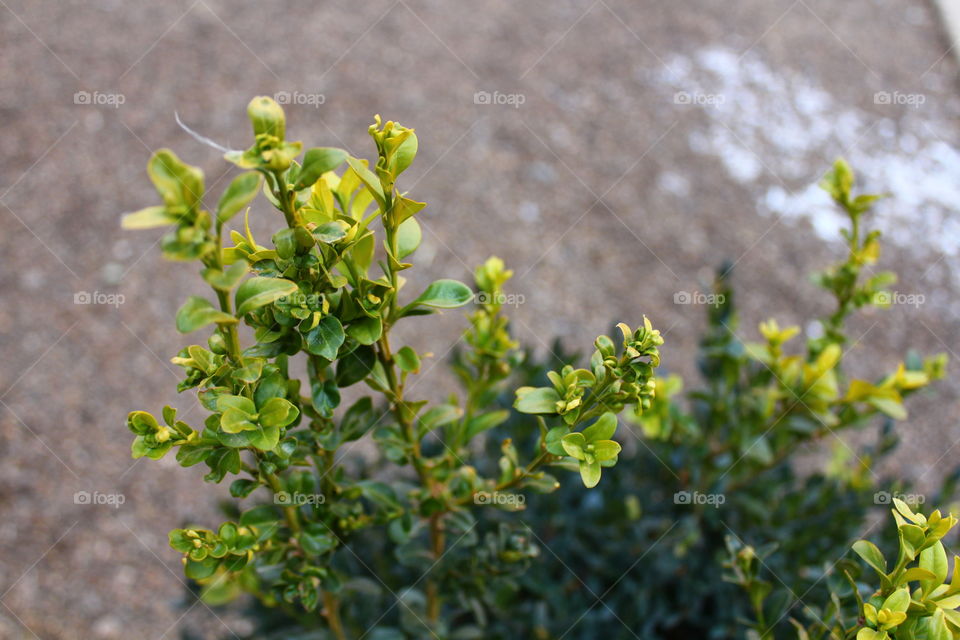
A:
1 1 959 637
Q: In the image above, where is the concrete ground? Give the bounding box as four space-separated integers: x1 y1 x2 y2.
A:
1 0 959 637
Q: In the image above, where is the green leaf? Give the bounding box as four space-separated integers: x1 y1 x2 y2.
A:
412 279 473 309
240 505 281 529
336 345 376 387
127 410 159 436
345 156 385 207
852 540 887 576
149 149 204 209
202 260 248 291
561 432 586 460
418 404 462 439
899 567 937 585
229 479 259 498
185 557 219 580
176 296 237 333
582 413 617 443
544 426 568 456
305 315 345 360
929 609 951 640
177 442 216 467
204 448 240 483
463 410 508 441
121 205 181 229
882 587 910 613
312 220 350 244
394 196 426 225
217 172 261 224
248 425 280 451
235 277 298 316
218 395 257 434
294 147 347 190
221 408 258 434
395 346 420 373
301 531 337 555
393 131 418 175
357 480 401 511
218 395 256 414
346 316 382 346
258 397 299 429
869 396 907 420
341 397 375 442
592 439 621 462
899 524 926 560
514 387 561 414
921 541 949 596
397 217 422 259
579 459 602 488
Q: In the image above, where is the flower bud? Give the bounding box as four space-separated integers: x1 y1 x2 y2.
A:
247 96 286 141
208 332 227 355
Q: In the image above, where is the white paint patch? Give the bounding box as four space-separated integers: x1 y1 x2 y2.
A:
656 46 960 271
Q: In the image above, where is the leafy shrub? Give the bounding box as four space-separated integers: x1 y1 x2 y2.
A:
466 160 949 639
124 98 950 640
730 499 960 640
124 97 663 639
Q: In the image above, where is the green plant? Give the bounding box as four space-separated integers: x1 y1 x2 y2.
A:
730 499 960 640
123 97 664 639
452 160 948 639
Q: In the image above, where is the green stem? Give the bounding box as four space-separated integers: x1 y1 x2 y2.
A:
272 170 300 227
377 203 443 626
322 591 348 640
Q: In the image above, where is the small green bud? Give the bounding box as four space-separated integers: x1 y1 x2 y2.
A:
208 332 227 355
247 96 286 140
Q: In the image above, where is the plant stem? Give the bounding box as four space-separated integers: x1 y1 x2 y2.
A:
377 207 445 626
272 170 300 227
426 512 445 624
322 590 348 640
264 469 300 534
